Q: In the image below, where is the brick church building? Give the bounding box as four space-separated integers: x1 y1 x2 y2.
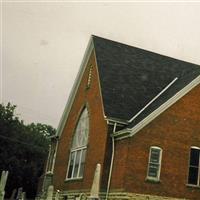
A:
41 36 200 200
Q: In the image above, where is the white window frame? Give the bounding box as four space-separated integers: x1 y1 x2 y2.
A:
187 146 200 186
146 146 162 182
66 108 89 180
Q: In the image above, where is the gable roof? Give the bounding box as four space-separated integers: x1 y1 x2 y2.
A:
56 35 200 138
93 36 200 128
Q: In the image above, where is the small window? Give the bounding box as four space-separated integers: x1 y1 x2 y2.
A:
188 147 200 185
66 108 89 180
147 146 162 181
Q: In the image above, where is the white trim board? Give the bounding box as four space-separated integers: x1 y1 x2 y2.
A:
128 77 178 122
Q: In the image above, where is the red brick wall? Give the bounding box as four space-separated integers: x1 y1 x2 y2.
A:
53 51 109 191
111 83 200 199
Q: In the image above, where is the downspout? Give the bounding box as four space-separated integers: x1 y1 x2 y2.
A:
51 137 59 173
41 144 52 193
45 144 52 173
105 122 117 200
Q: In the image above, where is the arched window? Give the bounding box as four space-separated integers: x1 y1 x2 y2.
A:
66 108 89 179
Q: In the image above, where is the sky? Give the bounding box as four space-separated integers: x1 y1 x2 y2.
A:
1 1 200 128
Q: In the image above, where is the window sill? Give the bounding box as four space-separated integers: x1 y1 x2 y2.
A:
186 184 200 189
65 177 83 183
145 177 160 184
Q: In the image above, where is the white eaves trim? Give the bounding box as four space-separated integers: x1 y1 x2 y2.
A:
128 77 178 122
56 37 94 137
113 75 200 140
106 117 128 125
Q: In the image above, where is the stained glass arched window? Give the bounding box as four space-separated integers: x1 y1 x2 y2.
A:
66 108 89 179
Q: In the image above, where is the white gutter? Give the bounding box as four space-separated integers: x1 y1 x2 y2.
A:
106 117 128 125
45 137 59 174
52 138 59 174
129 77 178 123
105 122 117 200
112 128 131 139
45 144 51 174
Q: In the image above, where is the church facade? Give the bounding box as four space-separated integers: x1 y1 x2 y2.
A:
41 36 200 200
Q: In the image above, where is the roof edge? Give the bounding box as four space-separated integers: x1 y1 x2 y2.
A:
93 45 107 120
111 128 131 140
106 117 128 125
113 75 200 140
92 35 200 67
56 36 94 137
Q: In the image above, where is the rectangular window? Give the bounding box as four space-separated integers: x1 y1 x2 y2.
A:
147 146 162 181
66 147 86 180
67 152 75 179
79 149 86 177
188 147 200 185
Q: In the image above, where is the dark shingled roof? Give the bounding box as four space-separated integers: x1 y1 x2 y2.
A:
92 35 200 127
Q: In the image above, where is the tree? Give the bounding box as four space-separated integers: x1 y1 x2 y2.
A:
0 103 56 199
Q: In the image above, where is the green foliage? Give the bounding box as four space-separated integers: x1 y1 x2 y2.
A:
0 103 56 199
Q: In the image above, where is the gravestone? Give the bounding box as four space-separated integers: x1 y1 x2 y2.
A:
16 187 23 200
54 190 60 200
0 171 9 200
9 189 17 200
88 164 101 200
46 185 54 200
21 192 26 200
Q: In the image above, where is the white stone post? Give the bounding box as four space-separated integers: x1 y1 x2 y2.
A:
0 171 9 200
21 192 26 200
88 164 101 200
16 187 23 200
10 188 17 200
54 190 60 200
46 185 54 200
